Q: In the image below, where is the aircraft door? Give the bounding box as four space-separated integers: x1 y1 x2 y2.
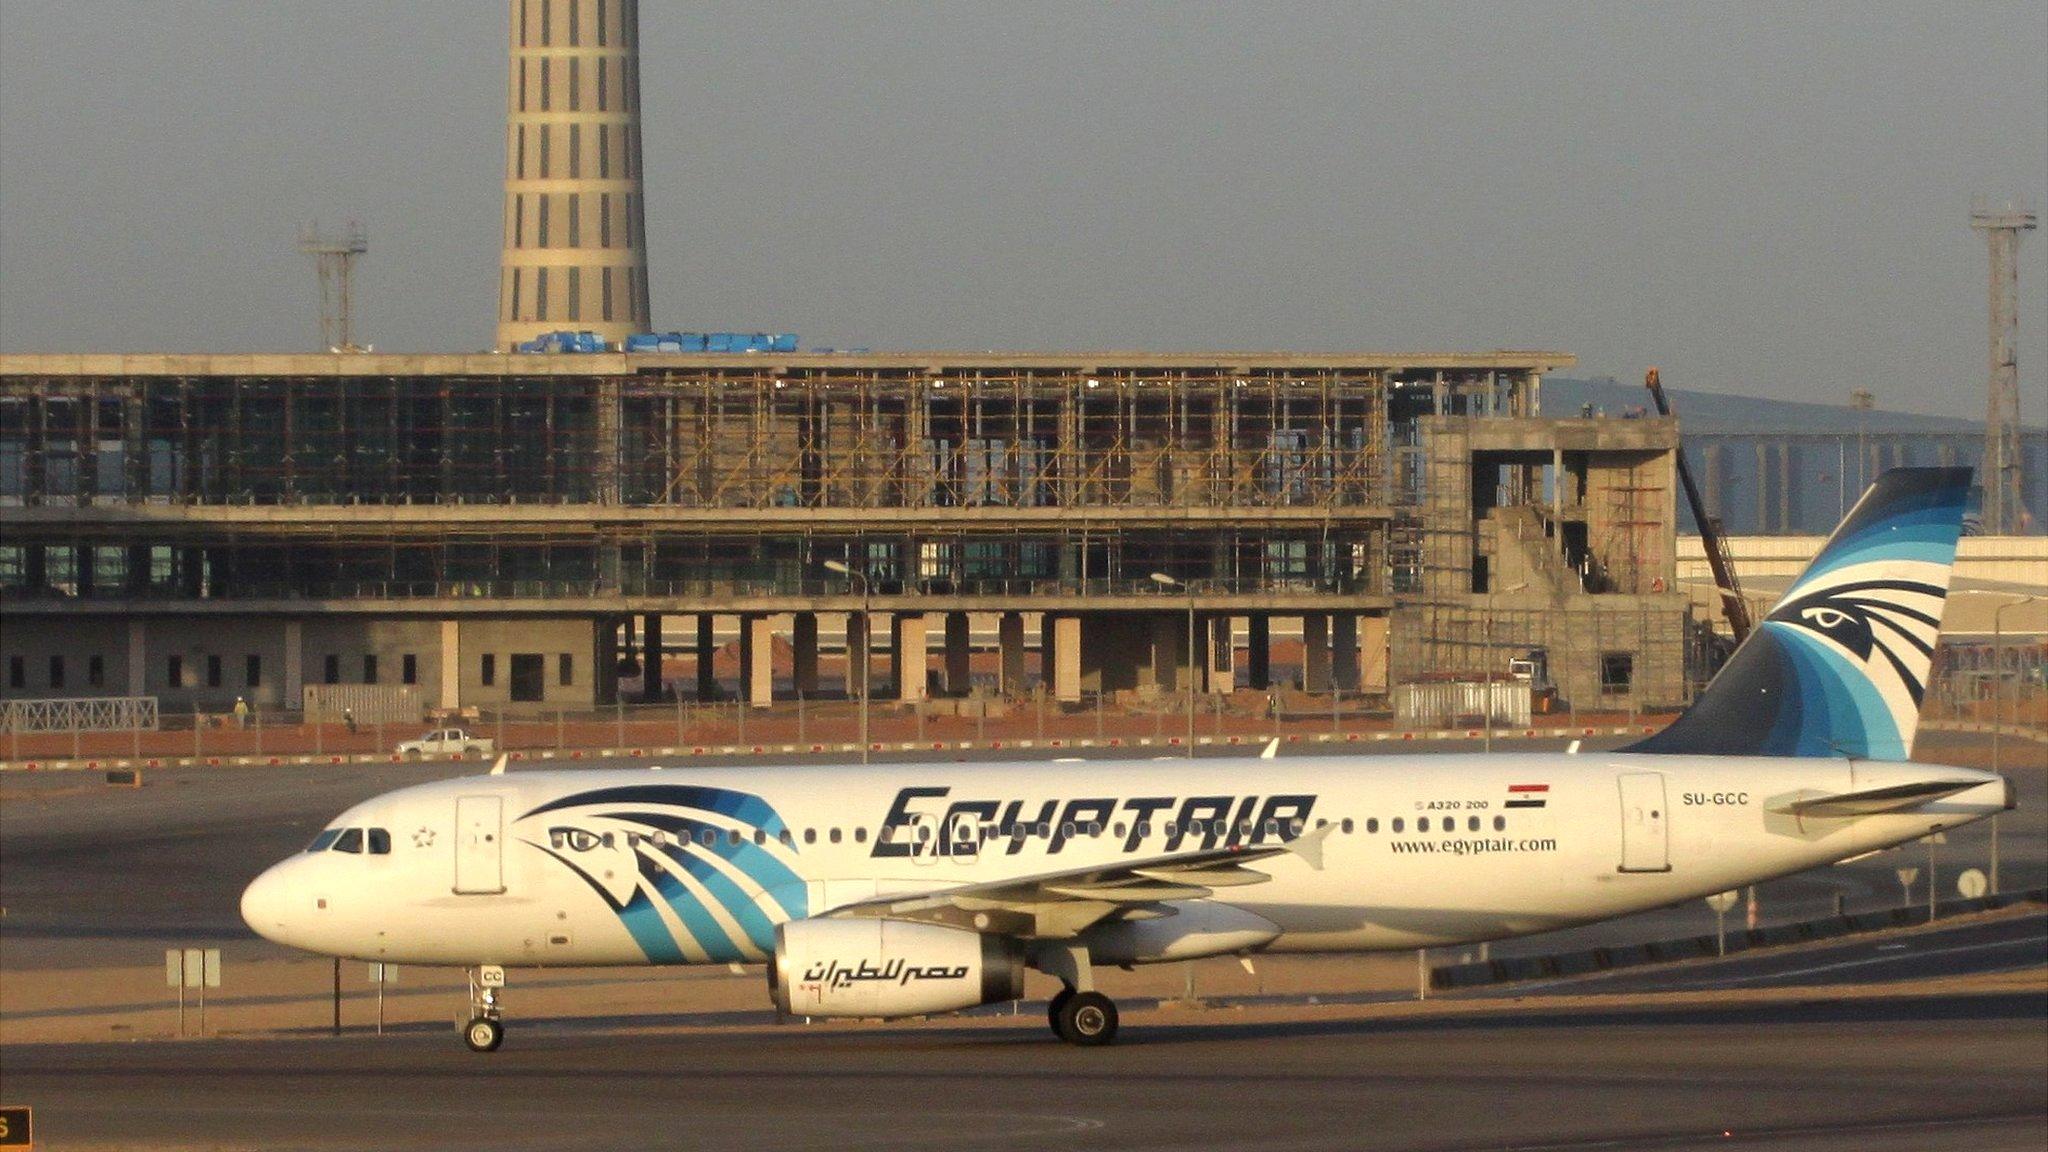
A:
1617 772 1670 873
454 795 507 894
945 811 981 863
909 811 941 866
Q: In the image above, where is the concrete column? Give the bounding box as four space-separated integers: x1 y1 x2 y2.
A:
1777 443 1792 534
845 613 870 697
943 611 972 696
742 615 774 707
998 612 1025 695
1208 616 1235 694
641 613 661 700
1331 613 1361 691
440 620 461 709
1247 615 1271 690
1051 614 1081 703
1360 615 1390 693
127 620 148 697
792 613 820 697
1146 614 1178 695
696 614 718 700
282 621 303 704
1754 441 1768 533
1302 614 1330 692
892 613 928 702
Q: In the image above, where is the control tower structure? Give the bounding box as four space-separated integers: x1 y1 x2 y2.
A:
1971 197 2036 534
496 0 650 350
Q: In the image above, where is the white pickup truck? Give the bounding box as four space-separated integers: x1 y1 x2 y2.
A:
394 728 495 759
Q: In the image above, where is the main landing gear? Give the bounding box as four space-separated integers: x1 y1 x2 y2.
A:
1037 942 1120 1046
463 965 506 1053
1047 987 1119 1046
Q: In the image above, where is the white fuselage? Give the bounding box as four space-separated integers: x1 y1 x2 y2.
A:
242 752 2009 970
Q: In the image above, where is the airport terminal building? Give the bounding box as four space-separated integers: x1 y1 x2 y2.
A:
0 350 1697 717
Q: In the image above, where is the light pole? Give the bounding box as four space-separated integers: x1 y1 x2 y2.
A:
1149 573 1197 759
1989 594 2036 894
824 559 871 765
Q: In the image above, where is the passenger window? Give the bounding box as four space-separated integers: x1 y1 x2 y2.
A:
1468 816 1480 832
1087 822 1102 837
650 831 667 847
1211 819 1228 837
829 828 842 844
1136 822 1151 839
333 828 364 854
1060 822 1075 840
854 827 868 844
1392 818 1404 833
1419 818 1430 832
727 829 742 846
778 830 793 846
803 828 816 845
601 833 614 848
1264 820 1278 837
1493 815 1506 832
307 829 342 852
1288 818 1304 836
1340 818 1355 834
1366 818 1379 834
1112 822 1126 839
753 830 766 845
699 830 715 846
367 828 391 854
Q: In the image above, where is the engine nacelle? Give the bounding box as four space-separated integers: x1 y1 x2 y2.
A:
771 918 1026 1019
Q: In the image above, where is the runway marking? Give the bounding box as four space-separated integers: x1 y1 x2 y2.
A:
1492 1110 2045 1151
1690 937 2046 988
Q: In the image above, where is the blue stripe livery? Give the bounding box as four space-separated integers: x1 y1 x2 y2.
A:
1628 467 1970 761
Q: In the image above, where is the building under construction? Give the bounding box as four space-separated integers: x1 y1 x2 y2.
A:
0 350 1697 717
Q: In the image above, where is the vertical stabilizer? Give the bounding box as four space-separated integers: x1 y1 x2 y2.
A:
1627 468 1972 760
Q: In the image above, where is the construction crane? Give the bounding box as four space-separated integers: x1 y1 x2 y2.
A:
1644 368 1753 644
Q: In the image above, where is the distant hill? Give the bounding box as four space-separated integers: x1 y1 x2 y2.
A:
1540 377 2015 435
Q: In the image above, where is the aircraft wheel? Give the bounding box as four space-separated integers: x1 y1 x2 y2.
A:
1055 991 1118 1047
1046 988 1073 1037
464 1015 504 1053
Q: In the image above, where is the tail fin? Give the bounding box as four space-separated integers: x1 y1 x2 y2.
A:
1628 467 1971 760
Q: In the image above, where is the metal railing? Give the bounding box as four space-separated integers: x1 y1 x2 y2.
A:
0 695 158 734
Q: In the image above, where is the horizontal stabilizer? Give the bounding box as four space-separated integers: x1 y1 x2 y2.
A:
1768 778 1984 818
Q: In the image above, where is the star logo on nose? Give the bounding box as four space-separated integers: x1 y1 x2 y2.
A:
413 827 436 849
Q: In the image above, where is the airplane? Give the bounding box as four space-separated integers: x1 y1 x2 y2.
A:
242 468 2014 1052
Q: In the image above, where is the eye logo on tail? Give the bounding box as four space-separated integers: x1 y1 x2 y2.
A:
1629 468 1970 762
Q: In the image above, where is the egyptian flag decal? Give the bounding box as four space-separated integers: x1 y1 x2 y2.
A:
1506 784 1549 809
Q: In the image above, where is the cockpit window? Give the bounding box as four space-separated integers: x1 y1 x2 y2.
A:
333 828 364 854
367 828 391 855
306 828 342 853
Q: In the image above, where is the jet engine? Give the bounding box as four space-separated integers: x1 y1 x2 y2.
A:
770 918 1025 1019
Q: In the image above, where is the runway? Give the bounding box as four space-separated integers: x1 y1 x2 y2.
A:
6 991 2044 1151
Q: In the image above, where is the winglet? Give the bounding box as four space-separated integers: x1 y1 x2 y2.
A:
1289 822 1335 871
1260 738 1280 760
488 754 509 776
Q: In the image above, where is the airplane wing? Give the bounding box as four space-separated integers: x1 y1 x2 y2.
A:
818 825 1332 939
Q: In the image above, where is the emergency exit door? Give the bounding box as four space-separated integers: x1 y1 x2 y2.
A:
454 795 506 894
1617 772 1670 873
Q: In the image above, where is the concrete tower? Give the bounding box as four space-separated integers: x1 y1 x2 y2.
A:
497 0 650 350
1970 197 2036 534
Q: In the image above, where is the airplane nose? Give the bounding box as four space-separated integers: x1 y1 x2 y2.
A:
240 862 297 946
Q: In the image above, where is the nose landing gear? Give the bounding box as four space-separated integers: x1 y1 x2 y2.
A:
463 965 506 1053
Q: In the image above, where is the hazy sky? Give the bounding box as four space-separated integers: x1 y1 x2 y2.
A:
2 1 2043 417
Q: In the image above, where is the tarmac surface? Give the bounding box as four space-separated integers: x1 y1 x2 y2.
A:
5 991 2045 1151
